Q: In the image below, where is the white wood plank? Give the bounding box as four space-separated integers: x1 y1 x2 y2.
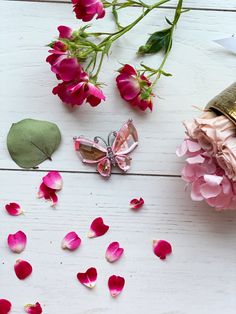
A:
1 170 236 313
1 1 236 175
13 0 236 11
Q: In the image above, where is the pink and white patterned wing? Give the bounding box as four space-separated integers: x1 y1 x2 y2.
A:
112 119 138 155
74 137 111 177
112 120 138 172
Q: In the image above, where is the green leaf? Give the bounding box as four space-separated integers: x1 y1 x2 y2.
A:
7 119 61 169
165 17 173 26
138 28 172 55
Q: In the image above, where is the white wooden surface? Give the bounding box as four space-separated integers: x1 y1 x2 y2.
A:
1 0 236 313
1 171 236 314
1 1 236 175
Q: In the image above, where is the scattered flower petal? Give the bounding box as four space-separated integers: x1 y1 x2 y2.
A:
61 232 81 251
8 230 27 253
77 267 97 289
42 171 63 190
0 299 12 314
37 182 58 207
5 202 23 216
106 242 124 263
14 259 32 280
108 275 125 297
24 302 42 314
129 197 144 210
88 217 109 238
153 240 172 260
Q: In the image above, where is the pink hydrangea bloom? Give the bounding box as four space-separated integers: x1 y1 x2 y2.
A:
72 0 105 22
116 64 153 111
178 138 236 210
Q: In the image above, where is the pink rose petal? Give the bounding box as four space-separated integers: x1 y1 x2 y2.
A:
42 171 63 190
61 232 81 251
106 242 124 263
24 302 42 314
153 240 172 260
14 259 32 280
88 217 109 238
5 202 23 216
8 230 27 253
108 275 125 297
58 25 73 39
0 299 12 314
129 197 144 210
77 267 97 289
37 182 58 207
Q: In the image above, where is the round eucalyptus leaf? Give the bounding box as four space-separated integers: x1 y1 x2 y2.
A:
7 119 61 168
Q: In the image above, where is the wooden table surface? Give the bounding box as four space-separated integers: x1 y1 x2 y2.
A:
1 0 236 313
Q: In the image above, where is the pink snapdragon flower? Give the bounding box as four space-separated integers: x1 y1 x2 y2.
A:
116 64 153 111
72 0 105 22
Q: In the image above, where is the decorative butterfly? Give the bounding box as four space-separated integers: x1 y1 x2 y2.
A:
73 119 138 177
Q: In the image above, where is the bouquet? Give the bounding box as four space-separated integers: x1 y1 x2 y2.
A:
177 83 236 210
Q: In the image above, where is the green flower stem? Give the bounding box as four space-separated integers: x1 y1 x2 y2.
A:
99 0 171 48
152 0 184 87
82 0 170 79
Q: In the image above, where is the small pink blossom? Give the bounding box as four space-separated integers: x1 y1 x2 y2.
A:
42 171 63 190
77 267 97 288
0 299 12 314
88 217 109 238
46 41 68 76
61 232 81 251
72 0 105 22
106 242 124 263
5 202 23 216
14 259 32 280
153 240 172 260
24 302 42 314
108 275 125 297
8 230 27 253
116 64 153 111
129 197 144 210
53 68 105 107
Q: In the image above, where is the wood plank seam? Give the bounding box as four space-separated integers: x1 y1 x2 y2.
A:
5 0 236 12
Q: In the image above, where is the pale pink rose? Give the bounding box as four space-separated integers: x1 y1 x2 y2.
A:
183 111 235 155
216 138 236 181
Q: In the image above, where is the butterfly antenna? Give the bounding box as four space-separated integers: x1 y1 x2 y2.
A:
94 136 107 146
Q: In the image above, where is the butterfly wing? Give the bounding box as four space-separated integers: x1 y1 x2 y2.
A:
112 119 138 156
115 155 131 172
97 158 111 177
74 137 107 164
